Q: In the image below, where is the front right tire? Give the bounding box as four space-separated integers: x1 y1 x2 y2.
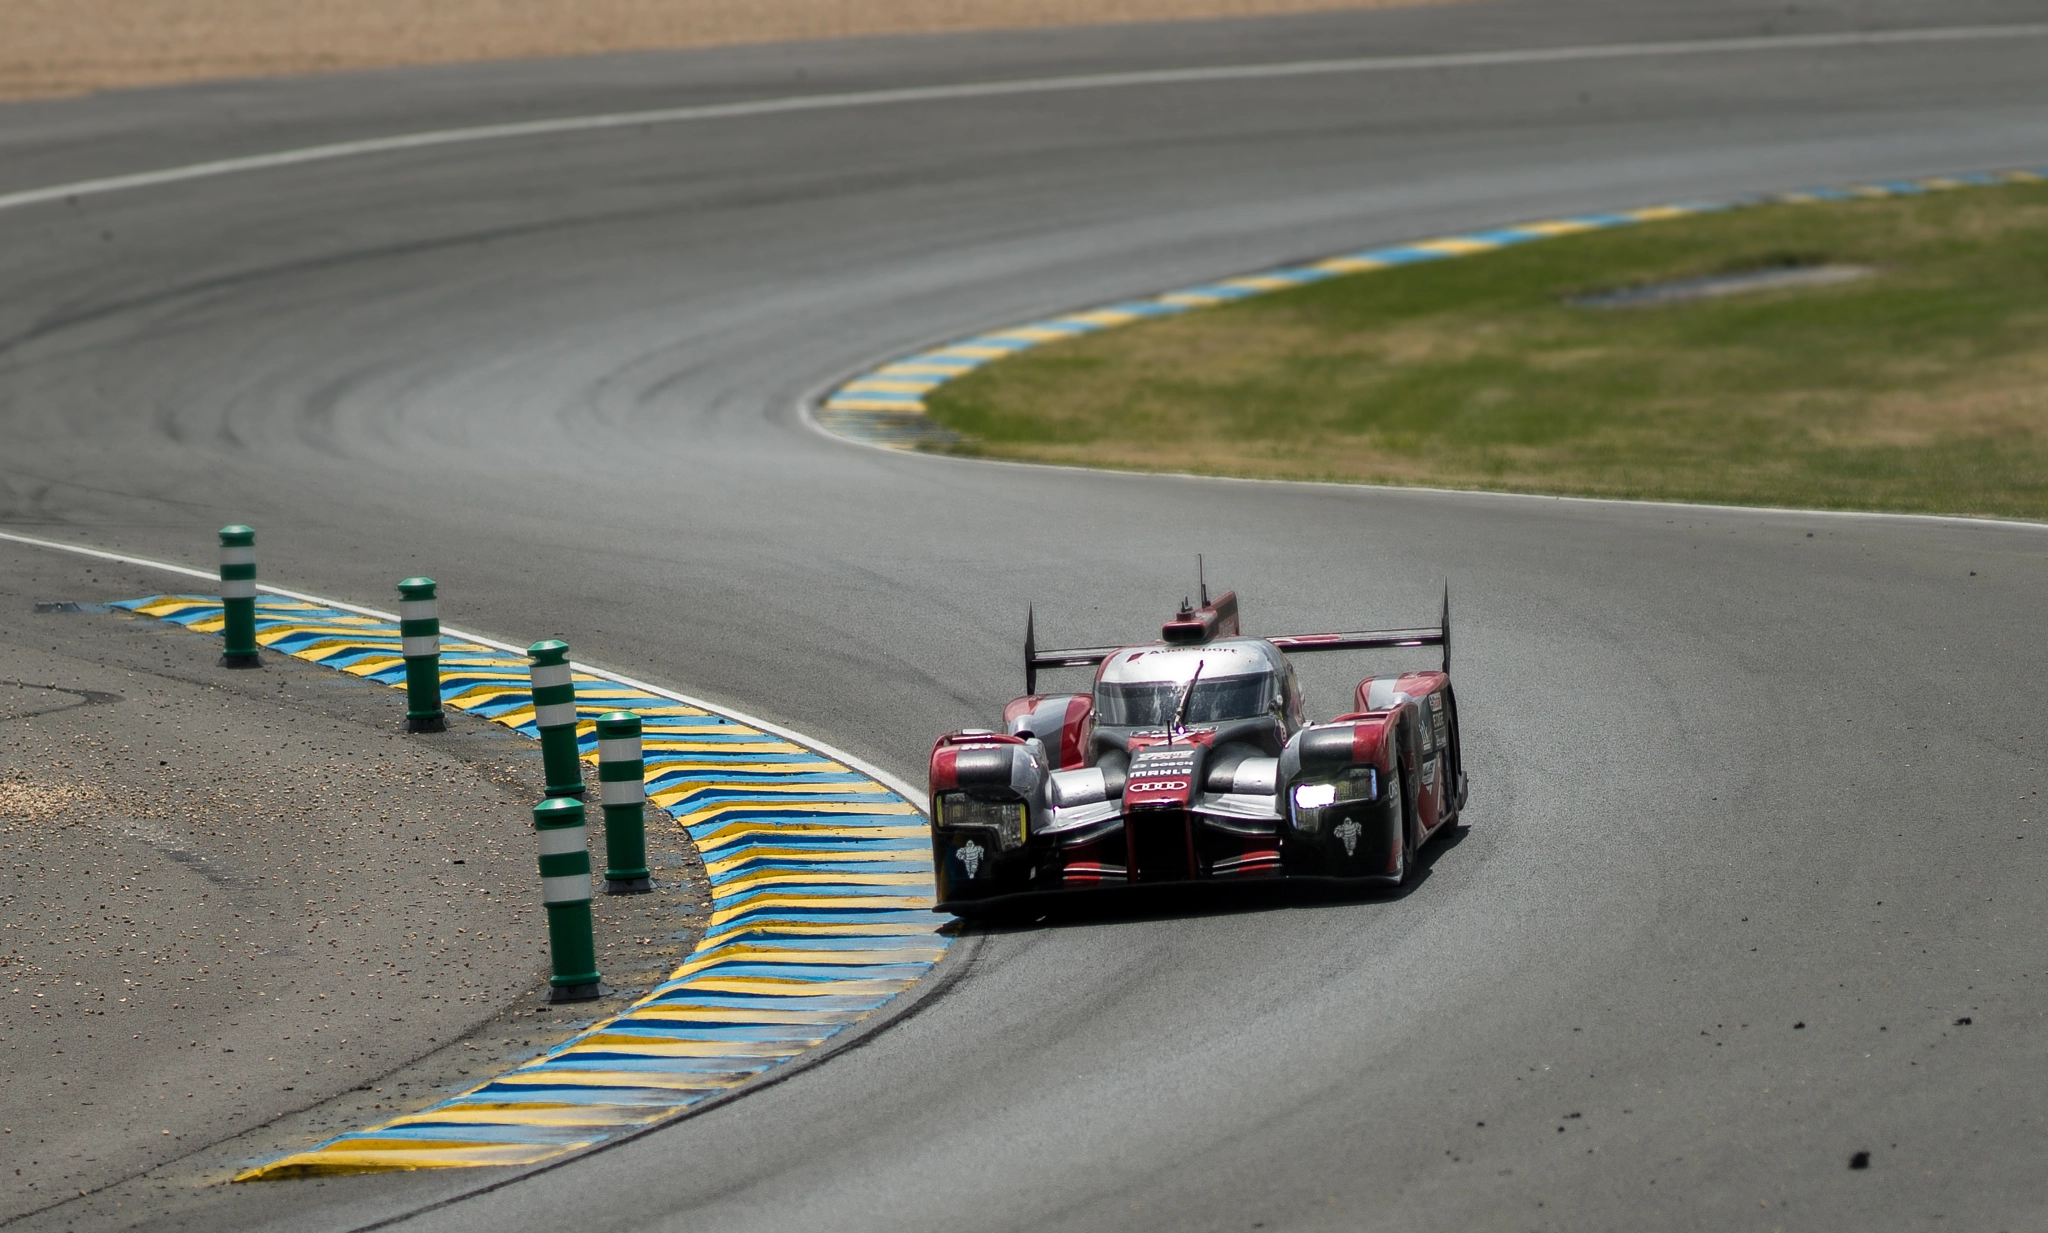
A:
1387 764 1412 886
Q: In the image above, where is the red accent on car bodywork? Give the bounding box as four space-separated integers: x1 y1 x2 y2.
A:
1060 695 1093 768
1398 669 1448 696
1351 673 1459 844
1209 845 1282 877
1316 716 1395 769
928 732 1025 793
1353 670 1449 711
1121 731 1214 811
1124 730 1220 754
928 746 959 793
1001 696 1038 730
1000 695 1095 770
1351 719 1391 766
1161 589 1241 645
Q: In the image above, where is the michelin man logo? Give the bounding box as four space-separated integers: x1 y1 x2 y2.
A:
1333 819 1362 857
957 840 985 879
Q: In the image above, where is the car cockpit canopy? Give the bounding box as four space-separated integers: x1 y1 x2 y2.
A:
1092 640 1281 728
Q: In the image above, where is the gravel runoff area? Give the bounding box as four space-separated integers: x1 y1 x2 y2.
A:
2 0 1448 100
0 538 711 1227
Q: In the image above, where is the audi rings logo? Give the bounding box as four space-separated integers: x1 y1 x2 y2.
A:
1130 779 1189 792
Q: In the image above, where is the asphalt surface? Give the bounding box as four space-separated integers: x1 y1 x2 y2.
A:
2 1 2045 1228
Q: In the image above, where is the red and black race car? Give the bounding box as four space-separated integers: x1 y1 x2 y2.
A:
927 579 1467 913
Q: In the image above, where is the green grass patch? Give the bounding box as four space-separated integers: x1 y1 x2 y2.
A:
924 183 2048 518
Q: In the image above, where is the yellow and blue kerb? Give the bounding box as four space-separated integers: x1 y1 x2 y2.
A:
110 595 944 1177
815 167 2048 450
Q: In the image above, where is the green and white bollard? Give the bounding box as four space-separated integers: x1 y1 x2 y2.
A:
397 578 446 733
533 797 601 1002
528 639 585 798
596 711 652 893
218 525 260 668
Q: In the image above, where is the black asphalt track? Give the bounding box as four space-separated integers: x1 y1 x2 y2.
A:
3 1 2046 1228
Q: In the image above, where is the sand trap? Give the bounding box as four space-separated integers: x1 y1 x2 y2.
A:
1 0 1453 101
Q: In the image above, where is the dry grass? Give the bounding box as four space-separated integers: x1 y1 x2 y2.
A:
927 183 2048 519
0 0 1452 100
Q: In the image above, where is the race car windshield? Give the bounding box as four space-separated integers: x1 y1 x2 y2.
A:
1096 674 1270 727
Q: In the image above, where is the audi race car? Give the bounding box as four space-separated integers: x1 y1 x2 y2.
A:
926 580 1467 913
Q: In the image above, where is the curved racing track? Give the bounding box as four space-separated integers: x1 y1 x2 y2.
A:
3 1 2047 1228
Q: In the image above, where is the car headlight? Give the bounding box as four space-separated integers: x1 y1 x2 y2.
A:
936 791 1028 848
1293 767 1378 808
1289 768 1379 833
1293 782 1337 809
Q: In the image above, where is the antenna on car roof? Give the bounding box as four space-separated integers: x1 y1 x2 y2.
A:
1198 554 1209 607
1024 605 1038 697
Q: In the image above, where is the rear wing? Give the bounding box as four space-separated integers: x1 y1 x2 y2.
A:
1025 586 1450 695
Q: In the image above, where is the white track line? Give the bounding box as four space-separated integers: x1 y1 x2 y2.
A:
0 528 925 806
5 23 2048 215
876 447 2048 533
